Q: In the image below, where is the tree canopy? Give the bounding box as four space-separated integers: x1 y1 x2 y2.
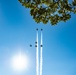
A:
18 0 76 25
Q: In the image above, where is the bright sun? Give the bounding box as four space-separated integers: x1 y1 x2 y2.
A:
11 52 28 72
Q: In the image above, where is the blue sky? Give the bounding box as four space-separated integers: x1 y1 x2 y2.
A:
0 0 76 75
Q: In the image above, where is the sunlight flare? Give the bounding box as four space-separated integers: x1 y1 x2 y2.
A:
11 52 28 72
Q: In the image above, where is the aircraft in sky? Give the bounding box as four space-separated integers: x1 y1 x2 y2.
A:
41 29 43 31
41 45 43 47
35 45 37 47
30 44 32 47
35 41 37 44
36 28 38 31
30 28 43 47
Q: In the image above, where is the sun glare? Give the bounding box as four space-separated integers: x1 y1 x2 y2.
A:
11 52 28 72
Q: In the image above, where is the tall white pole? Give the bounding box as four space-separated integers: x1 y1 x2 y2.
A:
40 30 43 75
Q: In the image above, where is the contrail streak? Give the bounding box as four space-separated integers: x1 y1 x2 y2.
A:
40 30 43 75
36 30 39 75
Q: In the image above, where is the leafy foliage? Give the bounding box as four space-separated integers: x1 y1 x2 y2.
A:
18 0 76 25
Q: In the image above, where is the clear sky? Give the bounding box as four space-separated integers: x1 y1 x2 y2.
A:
0 0 76 75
